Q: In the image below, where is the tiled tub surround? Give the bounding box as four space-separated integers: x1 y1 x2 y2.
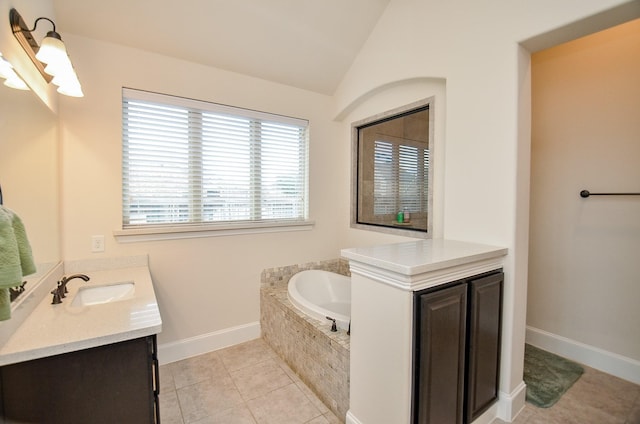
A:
260 259 350 422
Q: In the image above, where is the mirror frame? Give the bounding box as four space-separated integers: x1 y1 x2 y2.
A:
350 97 434 238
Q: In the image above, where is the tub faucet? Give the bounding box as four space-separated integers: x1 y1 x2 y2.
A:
51 274 90 304
326 316 338 332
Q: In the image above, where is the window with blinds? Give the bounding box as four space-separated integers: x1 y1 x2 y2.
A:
353 100 432 236
122 88 309 229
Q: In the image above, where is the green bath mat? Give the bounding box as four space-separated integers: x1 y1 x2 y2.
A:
523 344 584 408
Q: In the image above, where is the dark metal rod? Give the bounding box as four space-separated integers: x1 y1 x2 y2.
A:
580 190 640 198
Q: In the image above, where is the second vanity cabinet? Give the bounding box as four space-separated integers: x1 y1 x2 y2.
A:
0 335 160 423
413 270 503 424
342 239 508 424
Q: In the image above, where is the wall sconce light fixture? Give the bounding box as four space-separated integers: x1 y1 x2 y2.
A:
0 53 29 90
10 8 83 97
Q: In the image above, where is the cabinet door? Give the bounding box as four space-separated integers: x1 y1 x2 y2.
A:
414 283 467 424
466 272 503 423
0 336 157 424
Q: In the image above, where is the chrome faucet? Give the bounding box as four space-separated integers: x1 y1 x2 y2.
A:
51 274 90 304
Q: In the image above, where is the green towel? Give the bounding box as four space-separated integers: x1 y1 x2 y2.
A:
0 206 36 320
0 289 10 321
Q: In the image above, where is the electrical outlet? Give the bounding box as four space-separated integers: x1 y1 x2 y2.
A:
91 235 105 252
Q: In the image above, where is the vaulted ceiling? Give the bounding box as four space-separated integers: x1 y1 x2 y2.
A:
53 0 390 95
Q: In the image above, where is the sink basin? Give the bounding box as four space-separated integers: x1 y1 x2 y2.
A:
71 282 135 307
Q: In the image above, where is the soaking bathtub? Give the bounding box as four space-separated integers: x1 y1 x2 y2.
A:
287 269 351 331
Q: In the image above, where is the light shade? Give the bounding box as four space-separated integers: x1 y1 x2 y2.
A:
35 33 68 67
0 54 29 90
49 59 84 97
37 33 83 97
56 83 84 97
10 9 83 97
4 74 30 90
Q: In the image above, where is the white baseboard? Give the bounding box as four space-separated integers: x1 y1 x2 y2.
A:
497 381 527 422
157 321 261 365
345 411 363 424
526 326 640 385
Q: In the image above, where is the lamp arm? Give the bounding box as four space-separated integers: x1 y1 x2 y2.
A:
28 17 57 33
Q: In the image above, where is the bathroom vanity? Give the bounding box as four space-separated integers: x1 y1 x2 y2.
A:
341 239 507 424
0 256 162 423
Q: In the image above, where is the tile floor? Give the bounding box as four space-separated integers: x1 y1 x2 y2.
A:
159 338 341 424
160 338 640 424
496 365 640 424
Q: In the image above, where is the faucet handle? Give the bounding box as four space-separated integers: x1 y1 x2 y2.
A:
51 288 62 304
326 316 338 332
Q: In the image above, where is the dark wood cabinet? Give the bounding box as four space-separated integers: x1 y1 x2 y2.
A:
0 335 160 424
413 271 503 424
414 283 468 424
466 272 503 422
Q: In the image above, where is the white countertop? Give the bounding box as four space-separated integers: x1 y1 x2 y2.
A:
341 239 508 291
0 260 162 366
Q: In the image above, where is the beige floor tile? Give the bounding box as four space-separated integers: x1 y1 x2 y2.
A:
162 338 640 424
160 363 177 392
230 358 294 401
533 367 635 424
247 383 323 424
170 350 227 389
294 377 330 415
272 354 333 416
219 338 277 372
626 398 640 424
321 410 344 424
274 355 306 385
512 365 640 424
564 367 639 418
178 375 245 423
524 411 563 424
305 416 330 424
191 405 258 424
160 389 185 424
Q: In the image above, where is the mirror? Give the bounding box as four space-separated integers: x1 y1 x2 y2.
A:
0 83 60 288
351 98 434 238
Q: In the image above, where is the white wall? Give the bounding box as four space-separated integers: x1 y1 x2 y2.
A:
528 19 640 374
57 35 343 360
331 0 639 417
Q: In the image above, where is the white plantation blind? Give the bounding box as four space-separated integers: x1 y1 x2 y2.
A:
122 88 309 229
373 139 428 216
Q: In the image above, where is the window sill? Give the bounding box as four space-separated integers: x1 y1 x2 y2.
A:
114 220 315 243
